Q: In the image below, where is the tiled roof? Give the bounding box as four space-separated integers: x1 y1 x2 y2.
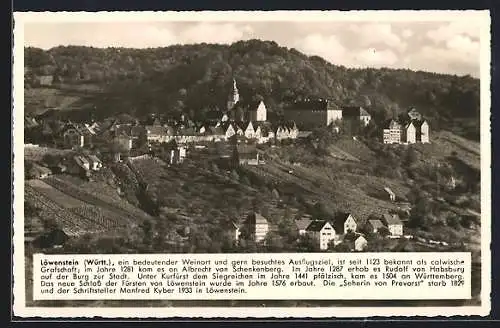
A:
305 220 330 232
368 219 385 230
360 107 371 116
295 218 313 230
383 213 402 225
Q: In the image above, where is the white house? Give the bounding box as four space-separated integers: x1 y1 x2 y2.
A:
344 214 357 233
305 220 336 250
244 121 255 139
245 212 269 243
354 235 368 251
405 122 417 144
421 120 430 143
360 108 372 127
333 212 358 236
224 123 236 139
248 100 267 122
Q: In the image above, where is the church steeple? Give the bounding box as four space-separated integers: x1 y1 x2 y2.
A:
227 78 240 111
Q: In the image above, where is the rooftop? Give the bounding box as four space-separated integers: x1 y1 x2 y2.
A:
383 213 402 225
305 220 331 232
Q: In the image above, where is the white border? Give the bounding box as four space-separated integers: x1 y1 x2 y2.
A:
12 10 492 318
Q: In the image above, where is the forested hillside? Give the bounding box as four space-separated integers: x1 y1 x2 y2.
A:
24 39 480 140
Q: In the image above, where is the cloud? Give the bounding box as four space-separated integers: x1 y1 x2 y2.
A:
24 23 179 49
23 20 481 77
294 34 347 63
426 21 480 44
348 23 406 52
24 22 255 49
295 33 400 69
402 29 413 38
179 23 253 44
404 43 479 76
446 34 480 58
353 48 399 68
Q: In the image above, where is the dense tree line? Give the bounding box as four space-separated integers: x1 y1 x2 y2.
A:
25 39 480 140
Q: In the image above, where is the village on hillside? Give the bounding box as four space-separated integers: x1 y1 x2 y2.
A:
24 75 481 255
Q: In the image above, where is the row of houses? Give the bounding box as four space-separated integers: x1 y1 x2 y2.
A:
228 210 403 252
146 119 300 145
383 108 430 144
55 115 302 151
295 212 404 251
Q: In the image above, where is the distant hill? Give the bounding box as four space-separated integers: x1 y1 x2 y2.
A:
24 40 480 140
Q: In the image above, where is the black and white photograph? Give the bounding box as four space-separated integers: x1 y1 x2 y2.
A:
13 10 491 316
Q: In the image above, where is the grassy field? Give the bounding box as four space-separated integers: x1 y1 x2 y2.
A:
414 131 480 170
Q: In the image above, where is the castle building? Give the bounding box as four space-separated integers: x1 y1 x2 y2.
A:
284 99 343 129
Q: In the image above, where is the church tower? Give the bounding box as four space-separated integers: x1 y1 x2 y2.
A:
227 78 240 111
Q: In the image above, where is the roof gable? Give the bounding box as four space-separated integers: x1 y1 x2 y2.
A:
368 219 385 229
295 219 312 230
305 220 333 232
383 213 402 225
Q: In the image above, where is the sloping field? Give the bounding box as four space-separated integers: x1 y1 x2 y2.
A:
415 131 480 170
27 179 86 208
326 145 360 162
331 137 377 162
44 175 151 224
245 158 401 221
51 174 152 222
128 156 167 186
25 185 106 236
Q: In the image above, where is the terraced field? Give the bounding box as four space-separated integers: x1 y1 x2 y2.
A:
27 179 86 208
25 173 153 236
48 175 152 222
44 175 150 224
25 185 105 236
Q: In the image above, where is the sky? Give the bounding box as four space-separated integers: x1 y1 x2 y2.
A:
23 19 484 77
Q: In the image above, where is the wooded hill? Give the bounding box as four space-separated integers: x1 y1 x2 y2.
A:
24 39 480 140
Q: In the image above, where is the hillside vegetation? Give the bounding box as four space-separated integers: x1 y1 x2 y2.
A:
25 40 480 140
